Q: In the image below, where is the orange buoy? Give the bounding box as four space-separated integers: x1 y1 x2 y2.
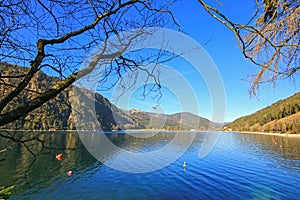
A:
67 170 73 176
56 153 63 161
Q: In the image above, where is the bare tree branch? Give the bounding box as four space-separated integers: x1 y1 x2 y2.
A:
0 0 179 127
198 0 299 96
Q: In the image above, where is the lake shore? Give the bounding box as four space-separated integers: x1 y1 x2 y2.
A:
237 131 300 137
1 129 300 137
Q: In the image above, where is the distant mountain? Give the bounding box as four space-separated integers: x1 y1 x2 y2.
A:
125 109 220 131
225 92 300 133
0 63 221 131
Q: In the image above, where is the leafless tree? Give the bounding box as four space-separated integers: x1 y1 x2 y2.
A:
0 0 179 127
198 0 299 95
0 1 180 185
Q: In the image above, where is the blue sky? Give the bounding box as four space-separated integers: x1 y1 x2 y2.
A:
3 1 298 123
30 0 297 123
101 0 299 122
164 0 299 122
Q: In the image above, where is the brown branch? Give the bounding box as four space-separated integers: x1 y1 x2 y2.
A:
198 0 299 96
0 42 45 112
0 74 26 79
0 73 76 126
36 0 60 36
0 0 179 127
0 0 138 113
0 49 124 126
41 1 137 46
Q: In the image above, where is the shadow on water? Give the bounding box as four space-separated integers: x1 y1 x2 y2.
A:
0 131 98 196
0 131 299 199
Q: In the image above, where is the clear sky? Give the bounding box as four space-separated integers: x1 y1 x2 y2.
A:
163 0 299 122
73 0 299 123
101 0 299 123
3 1 298 123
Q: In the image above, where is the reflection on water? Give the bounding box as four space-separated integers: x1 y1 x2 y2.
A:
230 133 300 172
0 131 299 199
0 132 98 194
235 133 300 159
79 131 198 173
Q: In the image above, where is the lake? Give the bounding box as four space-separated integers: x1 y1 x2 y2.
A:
0 131 300 199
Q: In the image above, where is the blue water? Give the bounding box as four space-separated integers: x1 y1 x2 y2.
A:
0 131 300 199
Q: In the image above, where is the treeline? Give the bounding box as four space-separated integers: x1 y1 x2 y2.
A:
226 92 300 133
0 63 143 130
127 110 219 130
0 63 71 130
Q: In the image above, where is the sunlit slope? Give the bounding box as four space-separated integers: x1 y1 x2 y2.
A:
226 92 300 133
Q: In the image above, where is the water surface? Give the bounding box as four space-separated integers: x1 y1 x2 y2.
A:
0 131 299 199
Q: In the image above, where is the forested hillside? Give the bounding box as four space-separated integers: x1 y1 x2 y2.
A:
1 64 228 132
126 109 220 130
0 63 143 130
226 92 300 133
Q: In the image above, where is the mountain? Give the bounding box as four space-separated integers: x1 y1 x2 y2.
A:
0 63 220 131
125 109 220 131
225 92 300 133
0 63 143 131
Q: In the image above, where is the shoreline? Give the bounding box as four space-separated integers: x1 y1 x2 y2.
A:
1 129 300 137
236 131 300 138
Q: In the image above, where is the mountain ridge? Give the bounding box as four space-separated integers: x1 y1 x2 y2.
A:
0 63 143 131
225 92 300 133
0 63 220 131
125 109 220 131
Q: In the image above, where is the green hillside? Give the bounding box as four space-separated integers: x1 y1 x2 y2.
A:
226 92 300 133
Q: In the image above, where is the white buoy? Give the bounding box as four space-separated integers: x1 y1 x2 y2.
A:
183 161 186 168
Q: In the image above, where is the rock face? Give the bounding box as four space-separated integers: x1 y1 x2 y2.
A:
0 63 143 131
0 63 220 131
